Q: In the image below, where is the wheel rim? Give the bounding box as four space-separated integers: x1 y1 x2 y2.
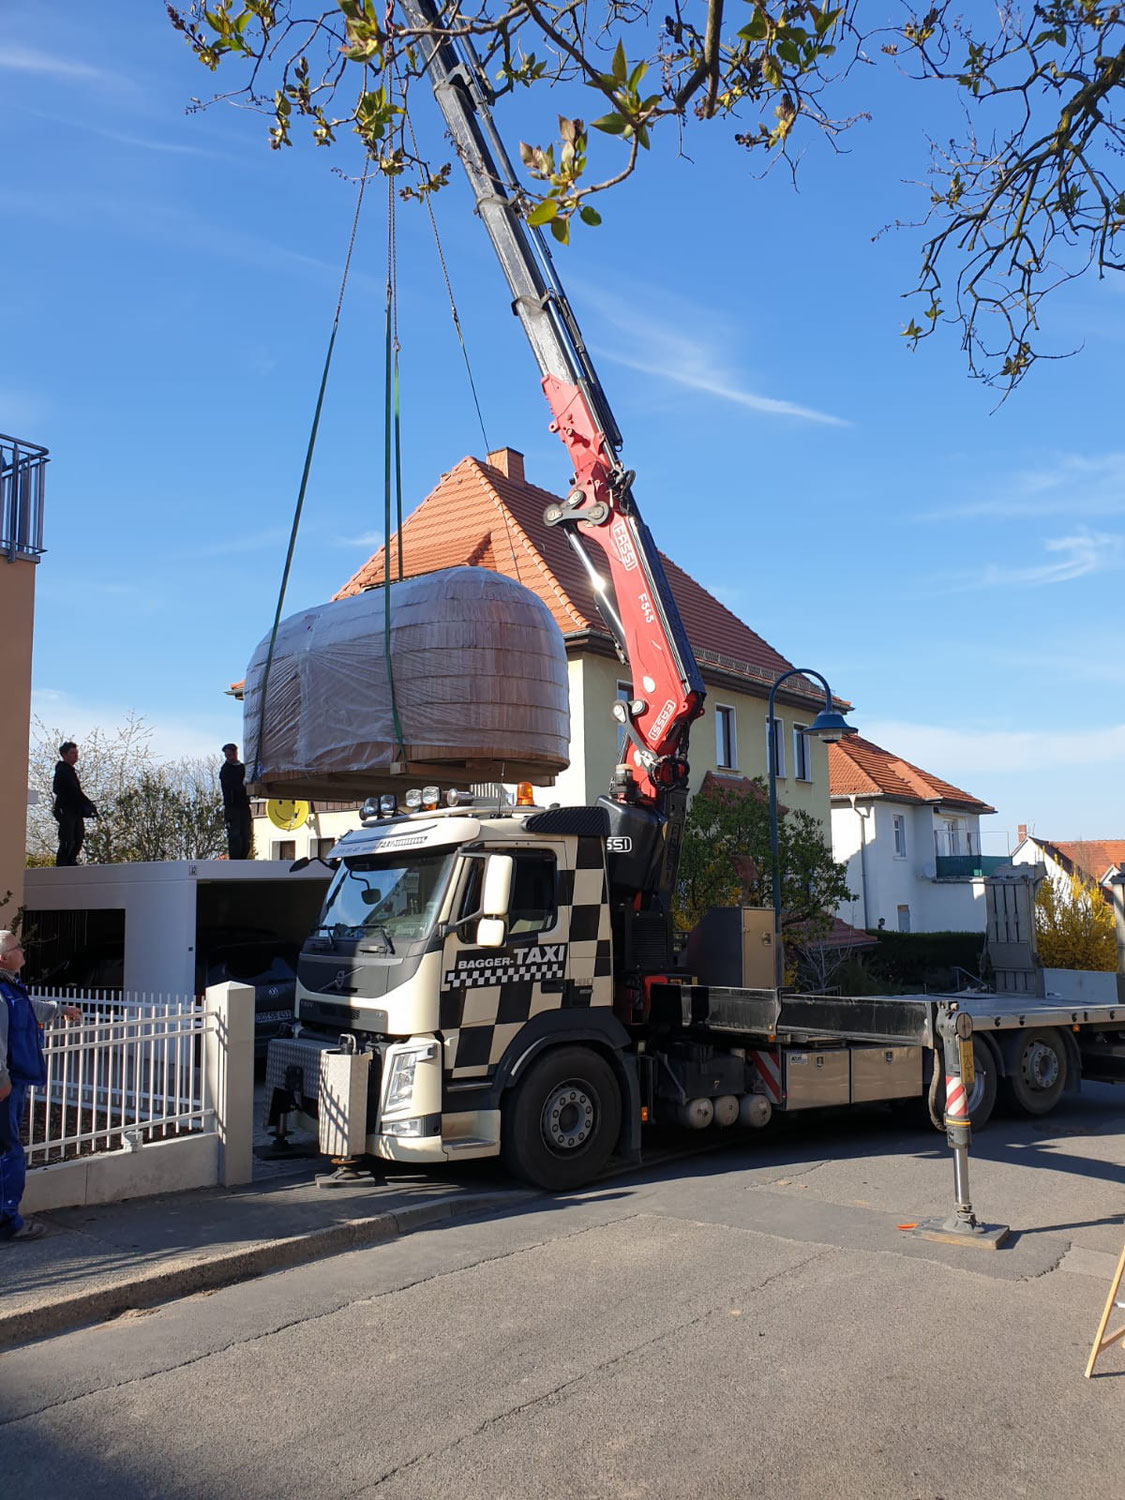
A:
1022 1040 1060 1091
966 1058 989 1114
541 1079 596 1154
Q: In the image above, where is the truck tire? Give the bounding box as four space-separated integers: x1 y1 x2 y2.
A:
896 1037 997 1130
502 1046 622 1191
966 1035 998 1128
1000 1028 1068 1116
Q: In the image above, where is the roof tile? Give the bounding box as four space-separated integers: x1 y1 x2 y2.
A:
337 454 830 704
1027 837 1125 883
828 734 995 813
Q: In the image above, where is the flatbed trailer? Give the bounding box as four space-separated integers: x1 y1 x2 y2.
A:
656 981 1125 1125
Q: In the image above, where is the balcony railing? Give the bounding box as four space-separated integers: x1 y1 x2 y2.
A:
935 854 1010 879
1 432 48 561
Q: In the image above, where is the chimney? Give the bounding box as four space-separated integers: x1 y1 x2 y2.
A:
1017 823 1028 844
487 447 525 484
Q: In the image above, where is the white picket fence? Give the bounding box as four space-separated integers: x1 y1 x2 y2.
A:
23 990 212 1167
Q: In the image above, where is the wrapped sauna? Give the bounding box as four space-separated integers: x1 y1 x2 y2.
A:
242 566 571 800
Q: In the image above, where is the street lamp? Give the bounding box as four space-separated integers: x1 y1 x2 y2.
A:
767 668 857 991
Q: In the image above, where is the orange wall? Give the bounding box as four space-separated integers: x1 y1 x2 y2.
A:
0 557 37 917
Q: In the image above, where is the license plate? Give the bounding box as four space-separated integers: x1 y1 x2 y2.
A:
256 1010 292 1025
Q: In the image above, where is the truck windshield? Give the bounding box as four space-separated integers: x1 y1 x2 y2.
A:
316 850 455 944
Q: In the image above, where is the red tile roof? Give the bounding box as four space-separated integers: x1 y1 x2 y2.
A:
828 734 995 813
336 453 832 706
1025 838 1125 883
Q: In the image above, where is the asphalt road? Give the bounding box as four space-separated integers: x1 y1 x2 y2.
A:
3 1084 1124 1500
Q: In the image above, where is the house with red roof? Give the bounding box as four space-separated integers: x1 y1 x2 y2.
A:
829 734 998 933
252 446 845 861
1010 830 1125 903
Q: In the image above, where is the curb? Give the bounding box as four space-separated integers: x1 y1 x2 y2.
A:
0 1188 535 1351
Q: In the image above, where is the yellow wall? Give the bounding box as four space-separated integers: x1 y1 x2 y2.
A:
564 653 831 829
0 557 37 915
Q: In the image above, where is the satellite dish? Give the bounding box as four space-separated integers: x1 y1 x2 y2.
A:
267 798 310 832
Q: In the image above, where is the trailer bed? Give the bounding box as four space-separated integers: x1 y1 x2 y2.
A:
672 984 1125 1052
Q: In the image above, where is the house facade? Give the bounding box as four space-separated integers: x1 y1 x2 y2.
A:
249 446 844 860
1010 830 1125 899
1 434 49 914
829 734 998 933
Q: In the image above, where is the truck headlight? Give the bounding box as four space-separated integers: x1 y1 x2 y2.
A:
384 1043 437 1112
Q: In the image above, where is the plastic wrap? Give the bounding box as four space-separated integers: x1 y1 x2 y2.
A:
243 567 570 799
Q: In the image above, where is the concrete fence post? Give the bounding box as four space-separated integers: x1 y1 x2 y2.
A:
203 981 256 1188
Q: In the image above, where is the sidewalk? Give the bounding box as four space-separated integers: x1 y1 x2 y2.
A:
0 1154 535 1350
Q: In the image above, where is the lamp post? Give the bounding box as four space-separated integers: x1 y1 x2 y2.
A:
767 668 857 991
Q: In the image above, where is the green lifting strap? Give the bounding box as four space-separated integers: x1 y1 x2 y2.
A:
383 174 407 760
251 173 369 782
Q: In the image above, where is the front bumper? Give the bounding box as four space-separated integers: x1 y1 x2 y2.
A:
265 1032 501 1163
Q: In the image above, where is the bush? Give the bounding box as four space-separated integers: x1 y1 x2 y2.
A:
863 930 988 991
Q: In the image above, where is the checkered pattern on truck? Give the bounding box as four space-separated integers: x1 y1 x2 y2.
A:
439 835 613 1079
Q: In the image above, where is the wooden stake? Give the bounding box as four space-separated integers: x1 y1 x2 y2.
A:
1084 1240 1125 1378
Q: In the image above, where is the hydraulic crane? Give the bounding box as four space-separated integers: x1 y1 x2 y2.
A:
398 0 706 866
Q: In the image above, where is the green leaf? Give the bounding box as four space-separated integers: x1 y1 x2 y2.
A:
612 40 628 83
549 216 571 244
592 112 628 135
525 199 558 226
738 10 768 42
579 205 602 226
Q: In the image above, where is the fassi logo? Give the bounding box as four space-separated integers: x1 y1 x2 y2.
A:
611 519 638 572
647 699 677 742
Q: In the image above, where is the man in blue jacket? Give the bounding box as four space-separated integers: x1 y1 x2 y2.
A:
0 930 81 1243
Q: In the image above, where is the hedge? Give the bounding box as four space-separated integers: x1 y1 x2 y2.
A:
862 930 988 990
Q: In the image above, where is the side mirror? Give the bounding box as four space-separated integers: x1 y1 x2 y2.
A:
481 854 514 919
475 917 507 949
360 888 383 907
289 857 310 873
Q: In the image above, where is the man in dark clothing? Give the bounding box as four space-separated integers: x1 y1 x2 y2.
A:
1 930 82 1242
220 743 252 860
52 741 97 866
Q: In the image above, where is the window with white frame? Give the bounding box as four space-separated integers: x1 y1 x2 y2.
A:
793 724 812 781
897 904 911 933
715 704 737 769
616 680 632 757
892 814 907 858
765 715 785 778
272 839 296 861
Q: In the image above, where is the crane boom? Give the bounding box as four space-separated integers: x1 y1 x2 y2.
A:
398 0 705 813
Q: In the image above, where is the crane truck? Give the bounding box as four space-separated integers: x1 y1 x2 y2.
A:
265 2 1125 1189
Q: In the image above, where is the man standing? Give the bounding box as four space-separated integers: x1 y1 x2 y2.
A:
52 741 97 867
220 743 252 860
0 931 81 1243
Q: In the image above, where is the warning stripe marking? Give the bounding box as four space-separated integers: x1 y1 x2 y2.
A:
945 1076 968 1118
750 1049 782 1103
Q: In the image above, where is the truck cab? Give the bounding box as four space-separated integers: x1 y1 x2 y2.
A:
267 787 640 1187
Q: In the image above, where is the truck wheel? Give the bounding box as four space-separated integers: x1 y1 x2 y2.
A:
897 1038 997 1130
966 1036 998 1128
1000 1028 1068 1116
502 1046 622 1191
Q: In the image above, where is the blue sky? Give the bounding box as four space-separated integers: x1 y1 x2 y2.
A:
3 3 1123 853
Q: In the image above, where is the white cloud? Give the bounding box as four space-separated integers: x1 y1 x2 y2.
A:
0 44 113 82
9 104 226 157
919 451 1125 520
333 530 383 549
939 528 1123 591
573 281 850 428
189 528 291 559
31 689 240 762
859 719 1125 776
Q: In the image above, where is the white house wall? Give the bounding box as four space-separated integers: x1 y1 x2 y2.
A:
831 799 988 932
